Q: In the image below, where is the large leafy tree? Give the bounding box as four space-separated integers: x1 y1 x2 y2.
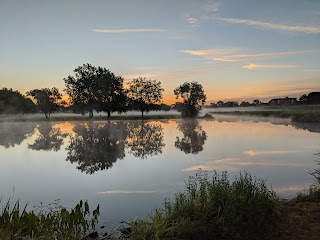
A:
64 64 126 118
127 77 164 118
174 81 206 118
26 87 62 118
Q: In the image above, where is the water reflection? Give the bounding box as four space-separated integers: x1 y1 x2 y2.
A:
291 122 320 134
0 122 36 148
66 121 128 174
175 119 207 154
126 121 165 159
28 123 67 151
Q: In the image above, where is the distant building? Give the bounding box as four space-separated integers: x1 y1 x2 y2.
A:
307 92 320 105
269 97 297 106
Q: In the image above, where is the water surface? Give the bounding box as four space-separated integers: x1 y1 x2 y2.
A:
0 118 319 226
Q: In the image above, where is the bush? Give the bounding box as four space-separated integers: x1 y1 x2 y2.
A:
129 171 280 240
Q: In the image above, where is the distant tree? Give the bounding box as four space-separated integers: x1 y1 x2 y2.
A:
26 88 62 118
64 64 126 118
253 99 261 106
174 81 206 118
0 88 36 115
240 101 251 107
127 77 164 118
216 101 224 107
209 103 217 108
160 103 171 112
299 94 308 105
225 101 239 107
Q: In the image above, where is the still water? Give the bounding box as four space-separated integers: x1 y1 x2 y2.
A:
0 117 319 226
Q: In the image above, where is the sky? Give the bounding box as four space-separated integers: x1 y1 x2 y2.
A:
0 0 319 104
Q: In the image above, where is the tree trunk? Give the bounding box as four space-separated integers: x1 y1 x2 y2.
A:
107 111 111 117
142 110 144 118
45 113 48 119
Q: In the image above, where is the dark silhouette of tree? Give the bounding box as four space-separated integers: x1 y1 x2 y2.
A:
0 88 36 115
127 77 164 118
28 123 67 151
253 99 261 106
66 121 128 174
126 121 165 159
175 119 207 154
64 64 126 118
26 88 62 118
0 122 37 148
174 82 206 118
240 101 251 107
299 94 308 105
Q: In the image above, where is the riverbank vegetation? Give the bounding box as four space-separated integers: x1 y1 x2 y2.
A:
1 167 320 239
0 199 99 240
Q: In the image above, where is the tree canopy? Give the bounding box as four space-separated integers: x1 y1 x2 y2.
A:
127 77 164 118
174 81 206 117
0 88 35 115
64 64 126 117
26 87 62 118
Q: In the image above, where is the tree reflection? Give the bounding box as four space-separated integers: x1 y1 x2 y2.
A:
0 122 36 148
28 123 67 151
175 119 207 154
66 121 128 174
126 121 165 159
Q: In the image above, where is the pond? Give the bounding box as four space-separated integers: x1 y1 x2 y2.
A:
0 117 319 228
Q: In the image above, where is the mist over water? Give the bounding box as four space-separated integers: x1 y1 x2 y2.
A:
0 117 319 225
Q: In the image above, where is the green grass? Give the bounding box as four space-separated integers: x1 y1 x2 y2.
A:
127 171 280 240
0 199 99 240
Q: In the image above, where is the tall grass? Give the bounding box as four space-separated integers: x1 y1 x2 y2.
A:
0 199 99 239
128 171 280 240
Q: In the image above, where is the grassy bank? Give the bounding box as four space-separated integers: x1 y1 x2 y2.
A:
2 169 320 240
0 200 99 240
210 105 320 122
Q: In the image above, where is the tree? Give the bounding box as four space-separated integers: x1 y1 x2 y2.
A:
127 77 164 118
26 88 62 118
253 99 261 106
64 64 126 118
174 81 206 118
0 88 36 115
299 94 308 105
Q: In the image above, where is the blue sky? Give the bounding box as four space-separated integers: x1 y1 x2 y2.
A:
0 0 319 103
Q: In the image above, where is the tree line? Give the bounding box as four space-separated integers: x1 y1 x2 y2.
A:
0 63 206 118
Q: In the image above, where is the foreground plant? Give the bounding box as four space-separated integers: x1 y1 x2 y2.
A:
0 199 99 239
128 171 280 240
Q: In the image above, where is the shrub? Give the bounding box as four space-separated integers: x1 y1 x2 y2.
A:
129 171 280 240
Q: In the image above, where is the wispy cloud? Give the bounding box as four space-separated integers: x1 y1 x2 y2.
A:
186 15 199 28
214 17 320 34
243 63 302 70
93 28 164 33
181 48 240 56
244 150 302 157
98 190 159 195
181 49 310 62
